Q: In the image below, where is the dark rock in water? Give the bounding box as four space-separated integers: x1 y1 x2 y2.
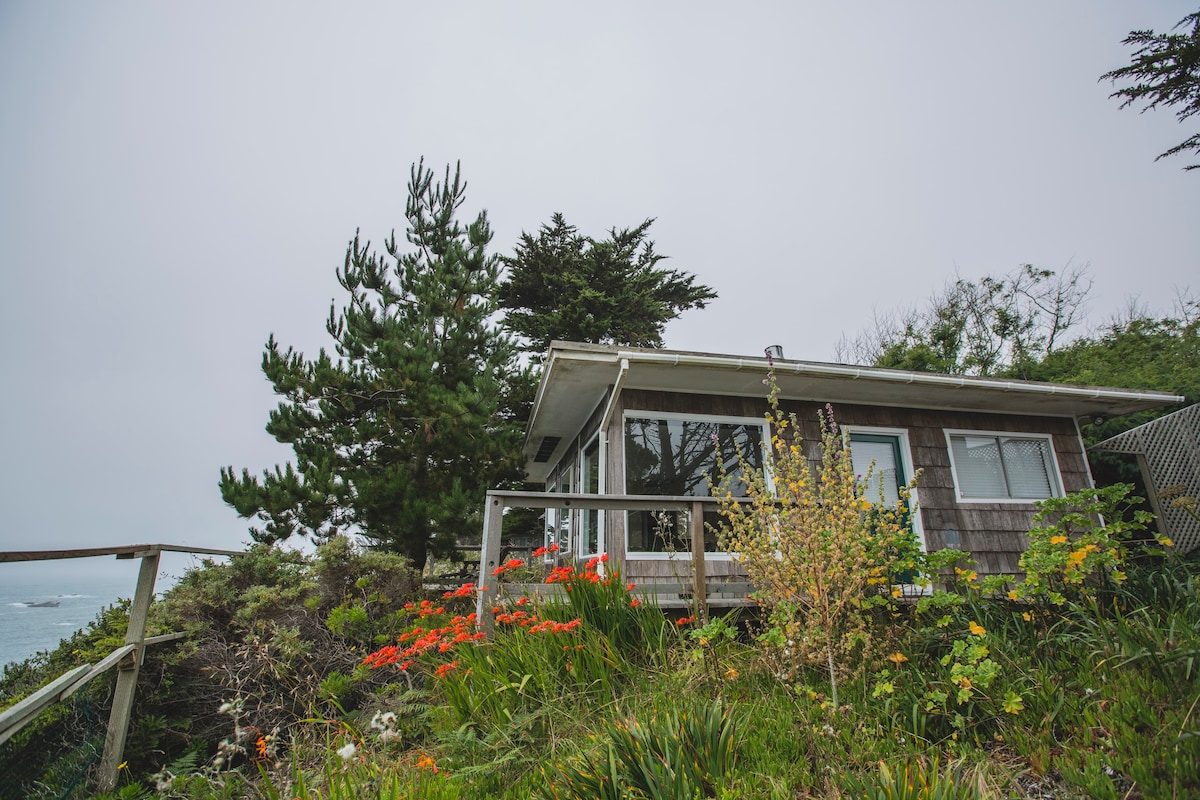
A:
24 600 61 608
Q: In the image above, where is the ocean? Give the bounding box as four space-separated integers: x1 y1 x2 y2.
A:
0 559 180 670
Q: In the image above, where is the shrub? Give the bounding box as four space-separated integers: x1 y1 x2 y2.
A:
716 388 923 705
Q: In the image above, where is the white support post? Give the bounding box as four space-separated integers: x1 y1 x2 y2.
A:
97 549 160 790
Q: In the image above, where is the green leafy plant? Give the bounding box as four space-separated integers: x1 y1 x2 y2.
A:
538 698 738 800
716 387 924 704
1017 484 1154 606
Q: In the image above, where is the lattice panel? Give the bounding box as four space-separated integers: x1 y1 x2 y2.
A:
1094 404 1200 554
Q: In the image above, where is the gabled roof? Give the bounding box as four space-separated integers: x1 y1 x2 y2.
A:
524 341 1184 482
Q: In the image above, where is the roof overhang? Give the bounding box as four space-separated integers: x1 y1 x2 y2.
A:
522 342 1184 482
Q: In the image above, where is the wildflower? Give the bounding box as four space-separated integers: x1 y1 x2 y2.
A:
630 598 641 607
533 545 549 557
1007 590 1019 601
505 557 524 569
416 754 439 774
549 543 560 552
336 742 357 761
516 596 529 606
600 553 609 563
886 652 908 666
626 583 636 591
968 621 986 636
491 565 506 576
725 667 739 681
676 615 695 626
1022 611 1033 621
1050 535 1068 545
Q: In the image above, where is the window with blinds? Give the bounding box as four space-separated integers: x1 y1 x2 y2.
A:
946 432 1061 501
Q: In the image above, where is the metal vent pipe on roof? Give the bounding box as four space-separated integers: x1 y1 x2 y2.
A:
764 345 784 360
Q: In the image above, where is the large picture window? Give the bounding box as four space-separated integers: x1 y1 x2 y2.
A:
946 431 1061 502
624 414 767 553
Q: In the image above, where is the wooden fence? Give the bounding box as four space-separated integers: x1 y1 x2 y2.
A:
0 544 242 792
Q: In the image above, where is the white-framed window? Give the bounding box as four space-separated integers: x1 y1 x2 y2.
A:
545 463 574 555
578 435 603 557
944 430 1063 503
844 427 928 593
623 411 769 556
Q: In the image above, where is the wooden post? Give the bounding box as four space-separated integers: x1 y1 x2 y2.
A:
690 501 708 624
98 549 160 790
476 493 506 631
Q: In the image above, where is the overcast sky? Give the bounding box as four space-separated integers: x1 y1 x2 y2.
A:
1 2 1196 581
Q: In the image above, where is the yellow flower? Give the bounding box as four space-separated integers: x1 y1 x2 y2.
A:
118 762 129 771
1007 590 1019 601
1050 535 1068 545
887 652 908 665
1022 611 1033 621
1159 536 1174 547
968 621 986 636
725 667 739 681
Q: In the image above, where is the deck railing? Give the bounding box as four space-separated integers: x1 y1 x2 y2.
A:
477 490 744 626
0 544 242 791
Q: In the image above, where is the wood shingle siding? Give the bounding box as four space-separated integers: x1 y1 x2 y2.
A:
600 390 1091 580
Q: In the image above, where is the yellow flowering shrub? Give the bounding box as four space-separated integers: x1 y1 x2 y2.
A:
715 382 923 705
1016 484 1154 606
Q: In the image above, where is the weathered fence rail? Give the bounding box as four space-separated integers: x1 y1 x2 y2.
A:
0 543 242 791
476 490 746 627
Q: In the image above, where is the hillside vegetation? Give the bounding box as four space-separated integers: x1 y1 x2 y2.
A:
3 418 1199 799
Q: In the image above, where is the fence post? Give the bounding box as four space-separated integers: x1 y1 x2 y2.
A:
690 501 708 624
97 549 160 790
476 493 506 631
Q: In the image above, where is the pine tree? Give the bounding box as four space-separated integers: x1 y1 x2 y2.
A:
220 161 529 567
1101 9 1200 170
497 213 716 356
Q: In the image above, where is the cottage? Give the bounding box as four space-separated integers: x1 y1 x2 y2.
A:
477 342 1181 611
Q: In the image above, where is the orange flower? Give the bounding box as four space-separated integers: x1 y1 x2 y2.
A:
886 652 908 666
968 621 986 636
676 616 695 626
505 557 524 569
630 598 641 607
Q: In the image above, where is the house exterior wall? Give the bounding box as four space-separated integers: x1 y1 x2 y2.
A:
589 389 1092 581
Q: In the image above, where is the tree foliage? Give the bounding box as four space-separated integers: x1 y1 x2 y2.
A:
838 263 1093 377
220 161 529 566
497 213 716 356
1101 9 1200 170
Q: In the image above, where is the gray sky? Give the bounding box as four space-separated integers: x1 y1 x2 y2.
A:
1 2 1196 577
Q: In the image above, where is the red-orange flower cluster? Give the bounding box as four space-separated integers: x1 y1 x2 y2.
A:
362 592 484 671
532 543 561 557
676 615 696 626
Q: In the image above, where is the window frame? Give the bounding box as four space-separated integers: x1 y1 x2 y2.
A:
622 410 771 560
842 425 926 553
943 428 1064 504
578 432 604 558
